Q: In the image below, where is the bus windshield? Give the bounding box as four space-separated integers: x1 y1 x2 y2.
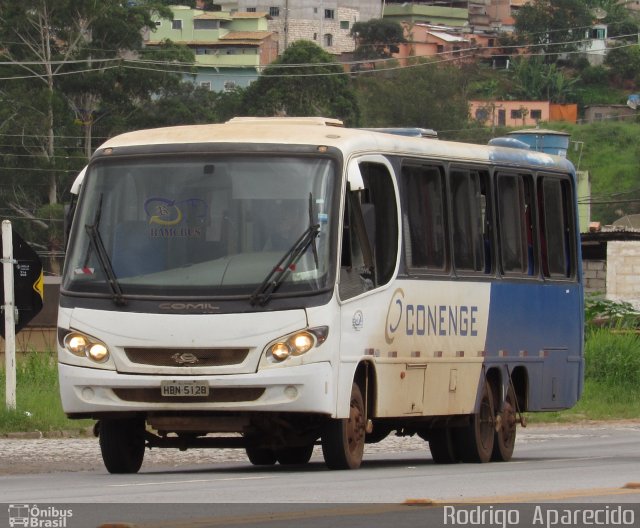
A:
63 154 337 300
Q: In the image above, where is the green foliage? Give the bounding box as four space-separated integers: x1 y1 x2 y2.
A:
514 0 593 60
0 351 92 433
351 19 406 61
585 295 640 332
242 41 360 125
580 65 609 86
605 46 640 87
354 61 469 132
585 329 640 386
507 57 579 103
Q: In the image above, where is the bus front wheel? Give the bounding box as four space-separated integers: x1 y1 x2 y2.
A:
321 383 366 470
99 417 146 474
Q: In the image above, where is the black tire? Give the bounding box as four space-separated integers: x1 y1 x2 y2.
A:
492 385 517 462
245 446 277 466
428 427 459 464
276 444 314 465
99 417 146 474
321 383 366 470
453 381 495 463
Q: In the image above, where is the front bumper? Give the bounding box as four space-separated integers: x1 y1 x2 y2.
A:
58 361 335 417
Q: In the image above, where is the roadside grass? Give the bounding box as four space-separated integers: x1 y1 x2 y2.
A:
0 350 93 434
528 327 640 423
0 327 639 434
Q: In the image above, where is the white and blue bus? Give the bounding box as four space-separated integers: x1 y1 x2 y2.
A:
58 117 584 473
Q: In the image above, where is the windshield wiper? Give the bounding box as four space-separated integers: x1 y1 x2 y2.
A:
85 195 126 306
250 222 320 307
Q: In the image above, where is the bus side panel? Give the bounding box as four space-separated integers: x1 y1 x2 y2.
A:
338 281 490 418
485 281 583 410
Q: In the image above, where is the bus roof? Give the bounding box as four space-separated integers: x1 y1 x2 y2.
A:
94 118 575 174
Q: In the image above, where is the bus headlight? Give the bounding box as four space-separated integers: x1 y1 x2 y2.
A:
63 331 110 363
267 326 328 363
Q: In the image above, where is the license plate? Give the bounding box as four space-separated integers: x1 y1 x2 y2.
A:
160 380 209 397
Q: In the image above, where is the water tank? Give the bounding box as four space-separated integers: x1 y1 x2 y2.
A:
507 129 570 157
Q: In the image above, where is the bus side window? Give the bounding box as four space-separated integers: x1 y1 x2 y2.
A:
496 173 534 276
538 176 574 278
450 169 490 274
402 163 447 272
339 161 398 300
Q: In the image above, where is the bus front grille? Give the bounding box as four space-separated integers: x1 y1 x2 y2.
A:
112 387 265 404
123 347 251 367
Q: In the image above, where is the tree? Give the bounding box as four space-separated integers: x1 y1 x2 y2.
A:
242 40 360 125
514 0 593 61
354 61 469 134
508 57 579 103
0 0 176 271
351 19 406 63
127 83 246 130
605 46 640 87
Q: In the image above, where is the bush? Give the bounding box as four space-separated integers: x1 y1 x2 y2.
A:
580 65 609 86
584 295 640 331
585 329 640 386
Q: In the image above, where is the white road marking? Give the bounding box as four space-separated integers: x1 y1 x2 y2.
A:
108 476 272 488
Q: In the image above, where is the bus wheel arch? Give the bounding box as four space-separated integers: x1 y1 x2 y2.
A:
321 361 372 470
453 373 496 463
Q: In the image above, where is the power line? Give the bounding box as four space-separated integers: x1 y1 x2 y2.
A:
1 31 637 82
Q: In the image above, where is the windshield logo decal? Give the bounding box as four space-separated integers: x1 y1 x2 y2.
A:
144 197 208 238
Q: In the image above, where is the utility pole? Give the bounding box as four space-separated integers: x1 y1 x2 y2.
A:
2 221 17 410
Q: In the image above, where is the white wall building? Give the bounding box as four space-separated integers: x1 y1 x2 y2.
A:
215 0 384 54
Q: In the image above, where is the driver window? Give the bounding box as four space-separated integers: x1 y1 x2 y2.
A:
339 161 398 300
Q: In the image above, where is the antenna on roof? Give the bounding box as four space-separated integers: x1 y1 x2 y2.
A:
591 7 607 20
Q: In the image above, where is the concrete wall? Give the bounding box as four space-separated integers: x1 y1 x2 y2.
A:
607 241 640 310
582 259 606 295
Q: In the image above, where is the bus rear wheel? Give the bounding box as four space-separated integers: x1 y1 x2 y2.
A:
454 381 495 463
99 417 146 474
321 382 366 470
492 385 517 462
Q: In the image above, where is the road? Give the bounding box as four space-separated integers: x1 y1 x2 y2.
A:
1 421 639 527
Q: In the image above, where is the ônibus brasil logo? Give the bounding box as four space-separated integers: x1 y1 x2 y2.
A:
8 504 73 528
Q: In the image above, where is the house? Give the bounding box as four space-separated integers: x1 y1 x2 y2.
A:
469 100 578 127
213 0 383 55
145 6 278 91
394 23 473 66
582 104 637 124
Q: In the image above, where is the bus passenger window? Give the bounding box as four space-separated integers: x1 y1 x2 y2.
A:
402 164 447 272
450 169 490 274
497 173 533 276
539 177 574 278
